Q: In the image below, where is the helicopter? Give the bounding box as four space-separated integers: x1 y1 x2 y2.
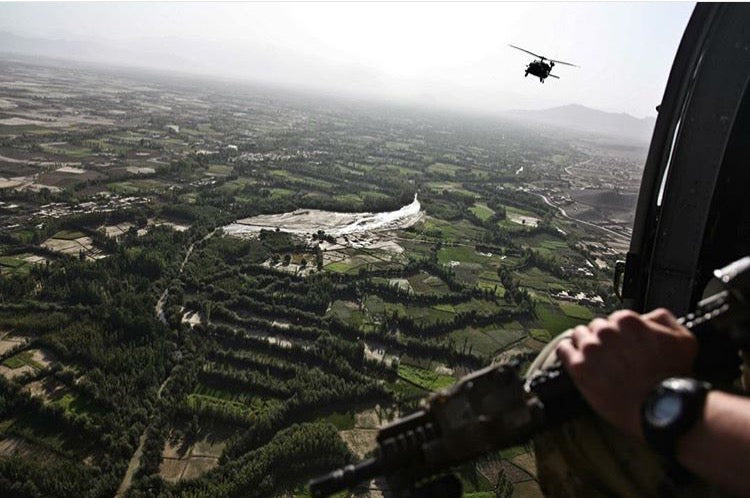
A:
509 44 579 83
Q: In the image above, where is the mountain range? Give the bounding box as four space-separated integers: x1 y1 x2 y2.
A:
506 104 657 143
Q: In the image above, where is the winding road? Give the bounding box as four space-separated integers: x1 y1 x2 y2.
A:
532 191 630 243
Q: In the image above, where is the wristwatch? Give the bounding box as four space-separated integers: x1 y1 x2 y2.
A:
641 377 711 459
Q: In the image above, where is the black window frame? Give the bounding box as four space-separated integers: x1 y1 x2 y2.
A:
623 2 750 315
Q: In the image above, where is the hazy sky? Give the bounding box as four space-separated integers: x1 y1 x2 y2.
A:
0 2 694 118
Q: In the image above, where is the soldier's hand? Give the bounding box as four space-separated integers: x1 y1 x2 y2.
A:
556 308 698 440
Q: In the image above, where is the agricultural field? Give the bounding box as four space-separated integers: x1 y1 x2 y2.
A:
0 56 636 498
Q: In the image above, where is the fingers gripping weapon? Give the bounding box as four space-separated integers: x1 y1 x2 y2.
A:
310 257 750 498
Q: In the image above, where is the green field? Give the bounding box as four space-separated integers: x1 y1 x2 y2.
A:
470 203 494 221
450 325 526 357
529 328 553 342
425 182 477 197
0 256 26 268
418 217 484 242
398 364 455 391
559 301 594 320
535 303 582 335
324 261 355 274
437 245 492 265
477 279 504 297
0 256 29 274
327 300 365 329
270 169 333 189
334 193 362 204
108 179 168 194
2 351 42 370
407 272 450 295
427 162 461 176
516 267 567 291
383 301 455 327
317 411 355 430
207 164 233 176
53 392 100 418
40 143 91 157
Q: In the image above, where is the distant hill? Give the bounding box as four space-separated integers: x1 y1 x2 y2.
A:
506 104 657 143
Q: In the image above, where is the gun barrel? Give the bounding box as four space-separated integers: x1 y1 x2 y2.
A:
309 457 383 498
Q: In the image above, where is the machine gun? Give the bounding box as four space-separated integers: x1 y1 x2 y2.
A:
309 257 750 498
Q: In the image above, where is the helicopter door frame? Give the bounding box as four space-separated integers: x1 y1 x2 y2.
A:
621 3 750 314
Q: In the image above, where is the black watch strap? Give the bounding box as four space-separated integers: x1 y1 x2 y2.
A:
641 377 711 459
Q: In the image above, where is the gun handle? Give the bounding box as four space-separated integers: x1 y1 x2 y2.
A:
690 321 741 385
527 366 587 425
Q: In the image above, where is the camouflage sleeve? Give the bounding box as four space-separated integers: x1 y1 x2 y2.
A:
526 332 723 498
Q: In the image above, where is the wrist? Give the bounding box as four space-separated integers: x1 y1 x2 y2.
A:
674 391 718 468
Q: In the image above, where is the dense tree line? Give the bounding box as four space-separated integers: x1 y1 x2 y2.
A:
0 220 190 496
153 423 351 498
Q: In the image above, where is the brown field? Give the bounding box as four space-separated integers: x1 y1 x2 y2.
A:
126 166 156 175
338 406 401 461
354 408 381 430
23 254 49 264
523 337 548 353
478 451 542 498
508 213 540 227
339 429 378 460
0 436 55 462
567 188 638 226
23 183 62 193
0 178 24 189
28 348 56 369
181 457 220 480
512 480 545 498
0 332 26 355
511 452 538 477
149 219 190 232
159 430 225 483
159 458 188 483
25 376 68 402
41 235 105 261
37 170 103 188
100 222 135 239
0 348 57 381
501 459 534 483
0 364 34 380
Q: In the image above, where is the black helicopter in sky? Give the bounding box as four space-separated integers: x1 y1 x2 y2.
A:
509 44 579 83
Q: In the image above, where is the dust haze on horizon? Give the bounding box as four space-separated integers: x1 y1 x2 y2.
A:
0 2 694 119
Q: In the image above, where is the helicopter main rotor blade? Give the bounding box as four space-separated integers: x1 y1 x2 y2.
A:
549 58 579 67
508 44 546 60
548 74 560 79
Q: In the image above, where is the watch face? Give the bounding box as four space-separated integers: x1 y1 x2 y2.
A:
648 392 684 428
